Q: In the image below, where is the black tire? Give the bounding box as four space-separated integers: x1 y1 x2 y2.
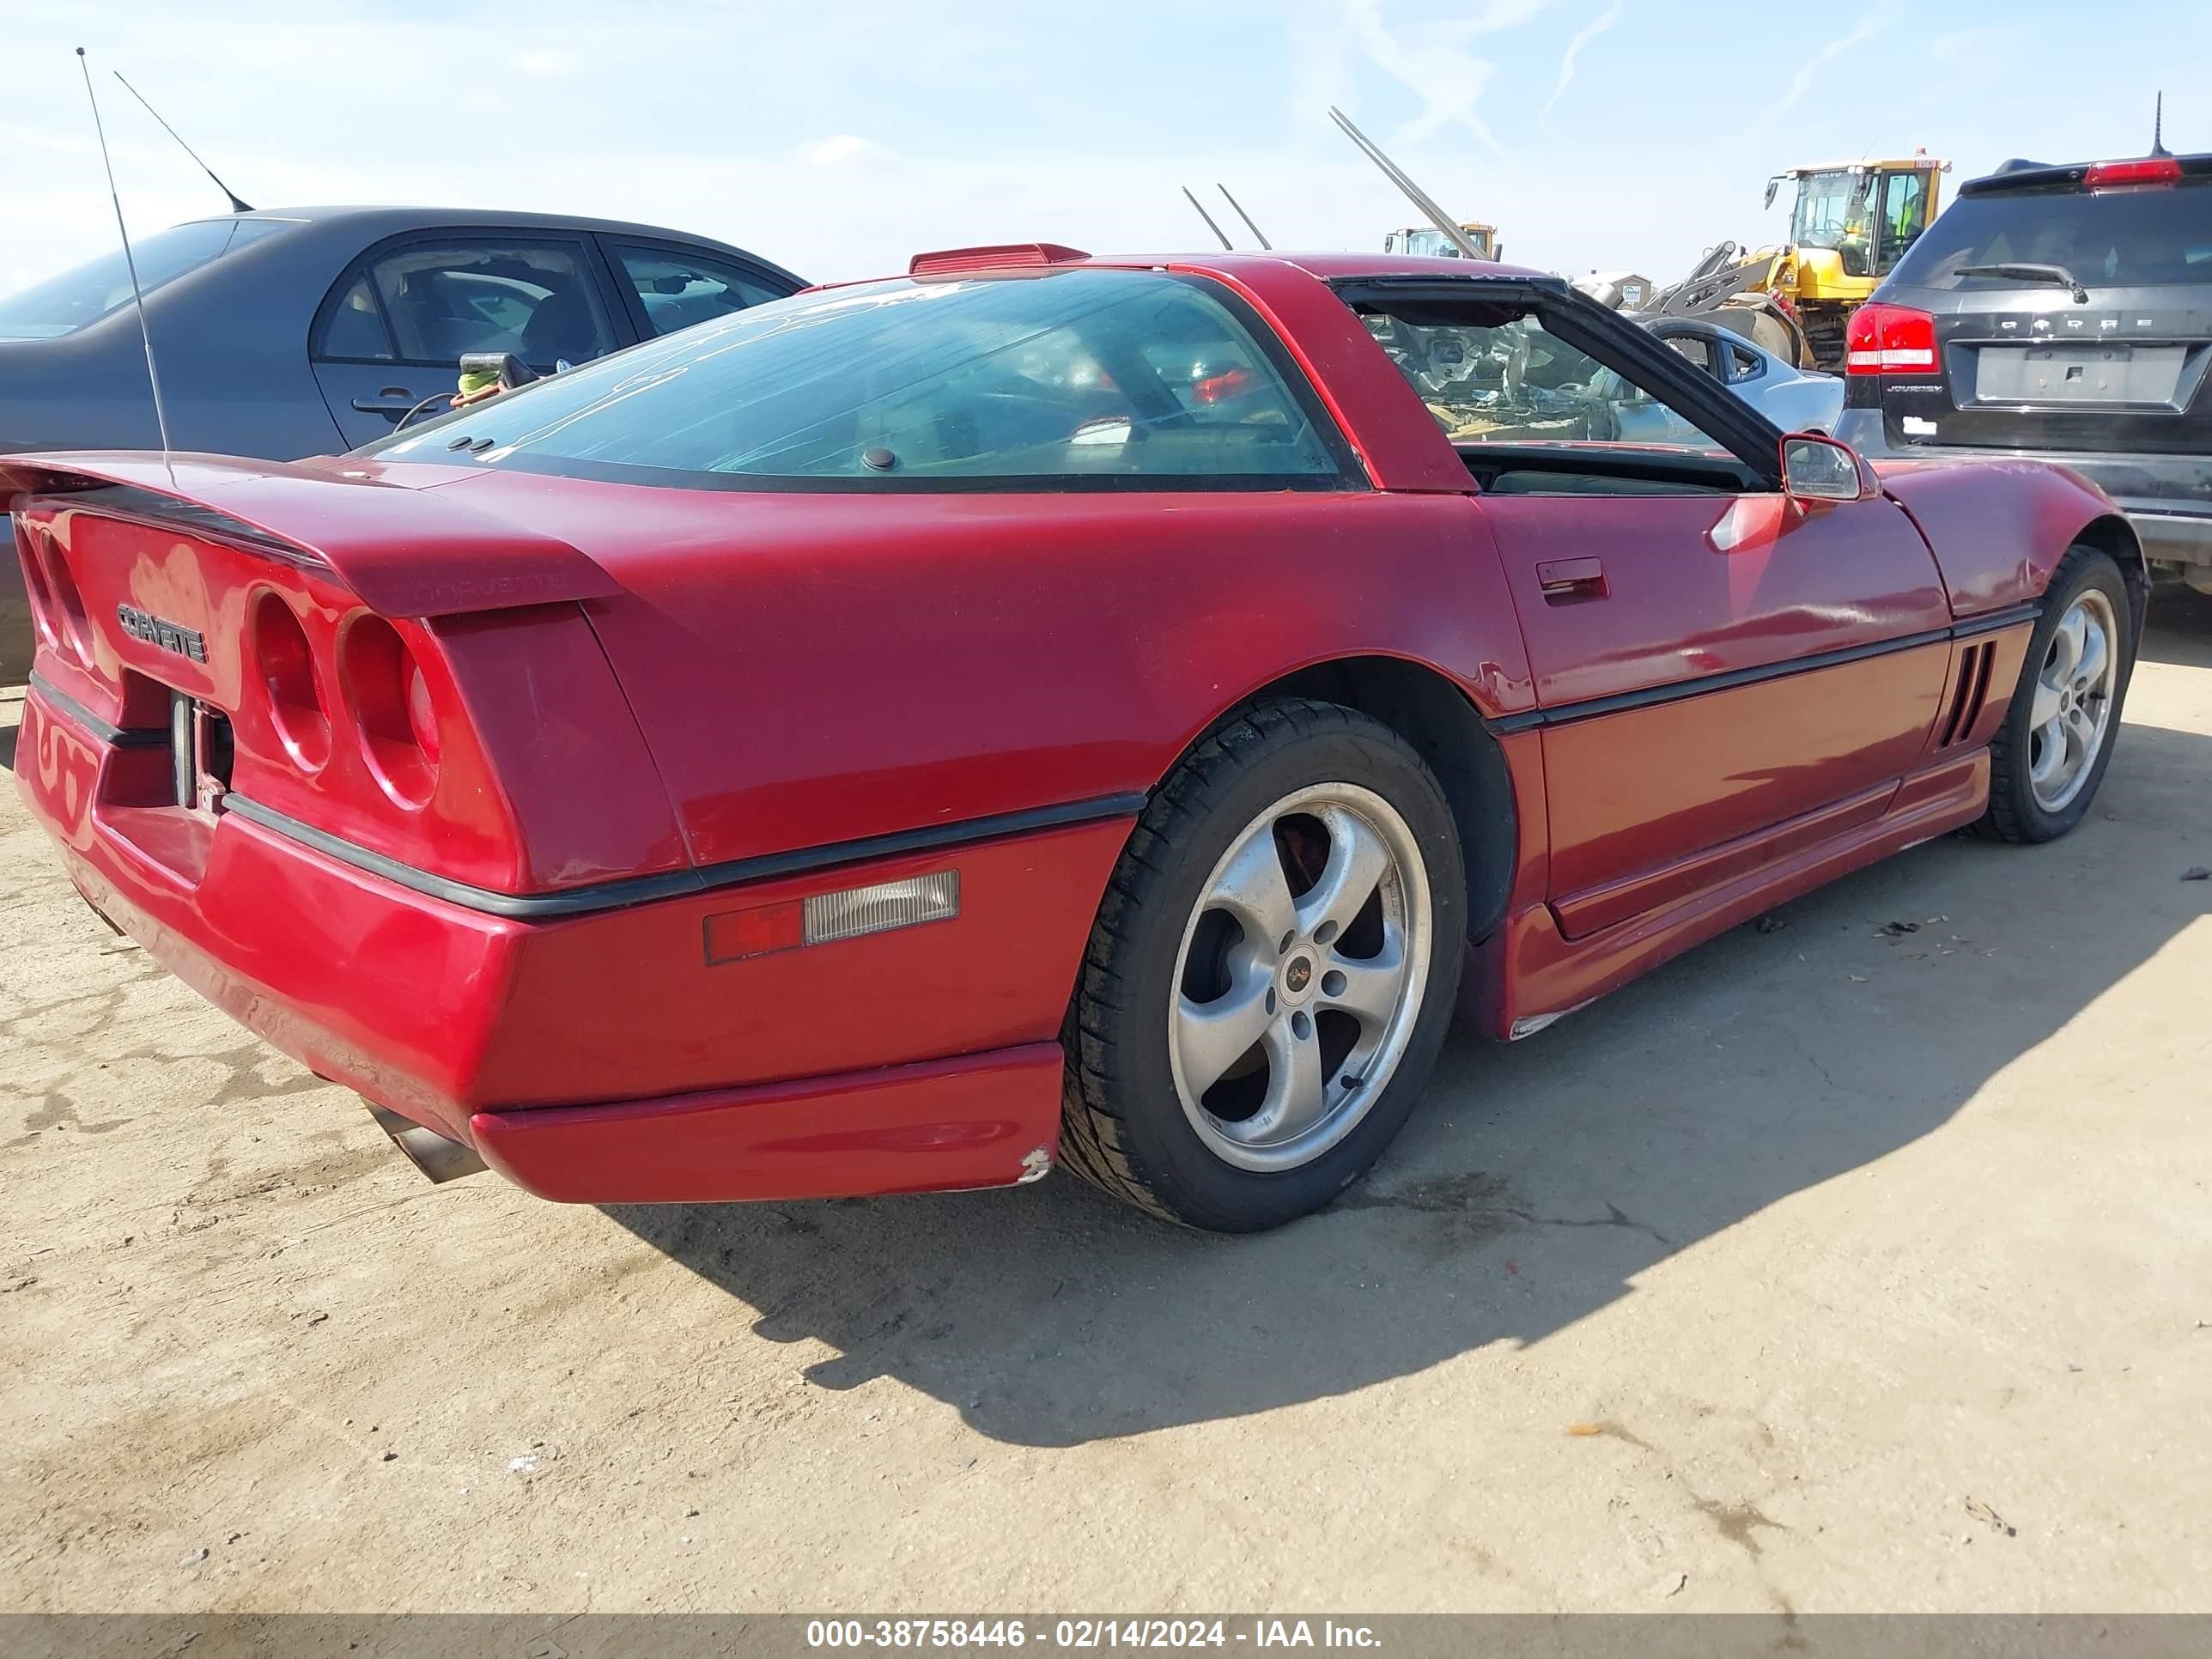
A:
1059 699 1467 1231
1973 544 2135 843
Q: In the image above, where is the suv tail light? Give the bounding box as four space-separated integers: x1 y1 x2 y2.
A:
2085 157 2182 190
1846 302 1938 375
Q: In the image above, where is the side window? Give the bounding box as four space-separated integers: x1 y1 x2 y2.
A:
1662 332 1720 378
613 244 785 337
1729 343 1765 382
1878 173 1930 266
315 275 394 362
362 242 617 370
1358 303 1736 457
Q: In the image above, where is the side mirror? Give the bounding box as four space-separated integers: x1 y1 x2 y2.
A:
1781 434 1871 502
1764 178 1780 210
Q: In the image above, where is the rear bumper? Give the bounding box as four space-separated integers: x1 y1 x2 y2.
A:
471 1046 1062 1203
1835 414 2212 569
18 680 1129 1202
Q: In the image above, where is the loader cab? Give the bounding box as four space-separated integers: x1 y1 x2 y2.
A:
1384 223 1502 262
1769 161 1943 283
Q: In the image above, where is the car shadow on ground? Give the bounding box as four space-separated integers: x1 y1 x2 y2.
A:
610 603 2212 1449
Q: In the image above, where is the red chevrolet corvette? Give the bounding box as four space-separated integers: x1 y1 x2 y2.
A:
9 247 2143 1231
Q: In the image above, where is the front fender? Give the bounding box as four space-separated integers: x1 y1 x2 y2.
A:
1873 457 2132 617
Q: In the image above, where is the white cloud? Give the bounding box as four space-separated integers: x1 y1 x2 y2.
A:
1736 10 1898 139
512 51 578 77
1338 0 1555 160
800 135 874 167
1540 1 1623 131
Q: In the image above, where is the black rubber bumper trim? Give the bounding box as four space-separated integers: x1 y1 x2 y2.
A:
1949 600 2045 641
218 790 1149 921
1486 603 2042 734
25 672 171 748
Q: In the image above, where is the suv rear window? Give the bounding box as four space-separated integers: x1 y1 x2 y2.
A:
366 269 1350 489
1889 184 2212 290
0 218 294 340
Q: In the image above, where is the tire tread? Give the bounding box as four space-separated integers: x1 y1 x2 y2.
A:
1971 544 2132 845
1057 697 1449 1227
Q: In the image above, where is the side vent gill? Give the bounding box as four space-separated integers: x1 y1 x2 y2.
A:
1938 641 1996 749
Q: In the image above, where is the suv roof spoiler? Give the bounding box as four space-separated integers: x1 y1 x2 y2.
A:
1962 152 2212 197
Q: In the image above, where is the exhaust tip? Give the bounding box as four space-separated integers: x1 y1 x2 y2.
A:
367 1104 488 1184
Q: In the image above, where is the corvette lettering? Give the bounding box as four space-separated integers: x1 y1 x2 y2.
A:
115 604 208 664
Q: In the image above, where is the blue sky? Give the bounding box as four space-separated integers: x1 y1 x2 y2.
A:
4 0 2205 298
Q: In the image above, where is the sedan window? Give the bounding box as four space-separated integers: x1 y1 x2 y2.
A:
613 245 786 337
1664 334 1717 376
361 242 617 371
367 269 1349 489
315 275 395 362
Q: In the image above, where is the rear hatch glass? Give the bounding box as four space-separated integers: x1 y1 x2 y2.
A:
1875 181 2212 454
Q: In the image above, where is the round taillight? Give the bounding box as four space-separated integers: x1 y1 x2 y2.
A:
18 532 62 651
252 592 331 769
339 614 440 808
37 537 95 665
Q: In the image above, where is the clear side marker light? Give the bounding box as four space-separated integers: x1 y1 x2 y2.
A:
704 871 960 964
805 871 960 946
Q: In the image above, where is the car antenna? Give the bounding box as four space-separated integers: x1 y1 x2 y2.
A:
76 47 174 484
2150 90 2170 158
1327 106 1486 260
1217 184 1273 250
1181 186 1234 250
112 70 255 213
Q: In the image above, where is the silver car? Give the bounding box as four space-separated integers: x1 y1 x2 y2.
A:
1615 314 1844 442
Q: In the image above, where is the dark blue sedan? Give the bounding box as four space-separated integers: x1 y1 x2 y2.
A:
1 205 805 678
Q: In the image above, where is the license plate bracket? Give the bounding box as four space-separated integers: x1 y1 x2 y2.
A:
1972 343 2185 406
169 690 234 813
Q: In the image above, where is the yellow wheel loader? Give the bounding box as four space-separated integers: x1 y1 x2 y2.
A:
1654 156 1949 369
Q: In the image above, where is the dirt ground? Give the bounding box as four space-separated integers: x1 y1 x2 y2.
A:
3 595 2209 1617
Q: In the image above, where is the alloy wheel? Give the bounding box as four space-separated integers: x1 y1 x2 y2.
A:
2027 589 2119 812
1166 782 1433 1174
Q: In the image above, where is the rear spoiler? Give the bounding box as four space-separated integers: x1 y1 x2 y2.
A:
0 451 622 618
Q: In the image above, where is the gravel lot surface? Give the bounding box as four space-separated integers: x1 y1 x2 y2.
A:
3 594 2209 1614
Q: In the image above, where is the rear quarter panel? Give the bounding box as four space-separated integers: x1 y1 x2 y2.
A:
1875 457 2127 615
441 476 1534 867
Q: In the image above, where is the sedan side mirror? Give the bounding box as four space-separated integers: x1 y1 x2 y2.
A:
1781 433 1871 502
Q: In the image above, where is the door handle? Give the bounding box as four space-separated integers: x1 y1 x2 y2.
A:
1537 557 1608 602
350 393 428 418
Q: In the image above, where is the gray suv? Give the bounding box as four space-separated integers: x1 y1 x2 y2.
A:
1835 149 2211 593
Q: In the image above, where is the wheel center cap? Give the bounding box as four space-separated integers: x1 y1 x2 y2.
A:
1284 956 1314 997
